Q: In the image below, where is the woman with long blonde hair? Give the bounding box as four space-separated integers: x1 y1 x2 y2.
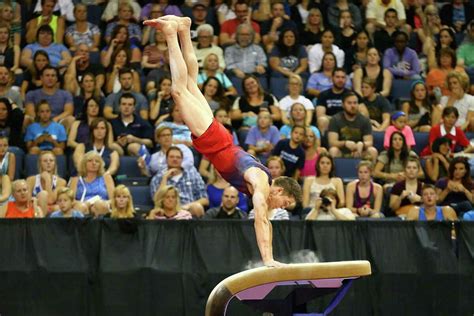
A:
147 185 192 220
107 185 136 219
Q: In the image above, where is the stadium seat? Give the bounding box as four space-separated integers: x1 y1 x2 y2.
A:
413 132 429 154
117 156 142 178
372 132 384 152
129 186 154 212
334 158 361 183
269 77 289 100
24 155 68 178
390 79 417 107
9 147 24 180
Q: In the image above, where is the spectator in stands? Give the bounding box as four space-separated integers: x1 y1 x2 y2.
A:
32 0 74 22
266 156 285 179
389 157 423 217
70 151 115 216
439 0 474 33
110 93 153 156
344 30 372 75
457 22 474 92
3 179 42 218
214 0 235 26
353 47 392 98
334 10 357 52
366 0 406 36
206 169 248 213
425 137 452 183
141 0 181 20
374 131 420 189
421 107 474 157
201 76 232 111
328 92 378 160
426 47 465 99
104 2 141 46
26 150 67 215
204 185 247 219
425 27 457 72
105 49 141 95
280 74 313 125
64 3 100 52
327 0 362 31
308 29 344 73
20 50 50 99
224 24 267 80
68 97 106 149
315 68 352 135
141 28 170 78
190 2 218 41
383 31 421 80
137 125 194 177
436 157 474 216
147 185 192 220
383 111 415 150
105 185 137 219
103 0 141 22
289 0 310 33
0 2 21 47
0 23 19 73
230 75 280 131
300 127 324 178
150 146 208 217
0 135 14 180
0 66 22 109
49 187 84 218
104 68 148 121
64 45 105 96
272 125 306 179
0 98 24 149
156 103 192 147
407 184 458 221
100 25 142 70
307 53 351 101
300 8 324 48
402 81 441 132
197 53 237 97
372 9 399 58
25 66 74 130
245 111 280 164
26 0 65 44
25 100 67 155
359 77 392 132
149 76 174 125
305 188 355 220
346 160 383 218
21 25 71 69
261 2 297 53
74 118 120 176
141 4 164 46
219 1 261 46
440 71 474 131
416 5 442 57
194 24 225 71
269 28 308 79
279 102 320 140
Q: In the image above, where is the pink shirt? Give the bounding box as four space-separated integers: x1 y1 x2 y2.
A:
383 125 416 149
300 154 318 177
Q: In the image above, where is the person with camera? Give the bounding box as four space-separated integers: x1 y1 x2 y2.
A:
305 188 355 220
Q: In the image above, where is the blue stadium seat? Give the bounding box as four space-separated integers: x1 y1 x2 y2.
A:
413 132 429 155
269 77 289 100
8 147 24 180
117 156 142 178
129 186 154 212
372 132 385 152
87 4 105 26
390 79 418 107
24 155 68 178
334 158 361 183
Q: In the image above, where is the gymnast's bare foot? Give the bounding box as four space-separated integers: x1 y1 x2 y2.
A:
264 259 286 268
143 17 178 36
159 15 191 33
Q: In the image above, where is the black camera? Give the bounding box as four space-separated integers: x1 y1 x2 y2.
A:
321 196 332 206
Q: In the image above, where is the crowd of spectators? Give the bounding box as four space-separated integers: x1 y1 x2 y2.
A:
1 0 474 222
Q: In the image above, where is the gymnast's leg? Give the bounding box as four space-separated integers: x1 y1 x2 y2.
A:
143 18 213 137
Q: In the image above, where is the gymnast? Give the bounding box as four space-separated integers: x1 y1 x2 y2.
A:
144 16 302 267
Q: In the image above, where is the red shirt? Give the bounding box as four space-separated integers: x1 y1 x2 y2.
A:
220 19 261 37
5 202 35 218
421 124 470 156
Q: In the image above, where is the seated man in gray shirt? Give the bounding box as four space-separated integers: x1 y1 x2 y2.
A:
203 186 247 219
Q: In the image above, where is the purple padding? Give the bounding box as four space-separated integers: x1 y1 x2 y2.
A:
235 277 357 300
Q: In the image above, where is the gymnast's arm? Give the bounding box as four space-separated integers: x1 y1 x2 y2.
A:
245 167 278 267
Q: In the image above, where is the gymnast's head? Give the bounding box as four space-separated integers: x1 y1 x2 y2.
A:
269 176 302 209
